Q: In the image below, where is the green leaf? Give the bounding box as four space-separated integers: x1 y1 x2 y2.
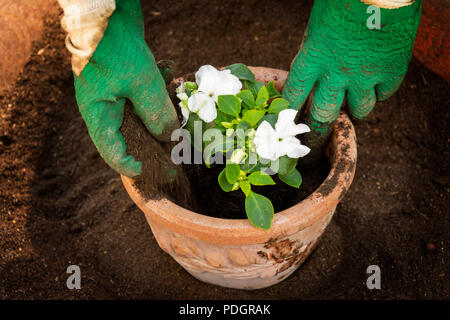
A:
184 112 199 137
268 98 289 114
240 162 257 173
266 81 281 98
279 168 302 188
245 192 274 230
237 90 256 107
218 95 241 117
235 121 250 140
221 122 234 129
214 110 233 128
258 113 277 128
240 180 251 196
242 110 266 127
277 156 298 175
255 86 269 106
204 135 234 167
248 171 275 186
218 169 233 192
245 80 264 98
237 120 251 131
184 113 205 152
240 152 259 172
226 63 255 81
225 163 240 184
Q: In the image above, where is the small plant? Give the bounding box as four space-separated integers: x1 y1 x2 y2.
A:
175 64 310 230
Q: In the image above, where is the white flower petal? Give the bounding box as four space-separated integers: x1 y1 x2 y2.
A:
276 109 297 124
275 109 310 138
279 122 311 138
293 123 311 135
196 65 220 95
187 92 207 112
199 81 219 99
254 121 279 161
195 65 242 102
197 99 217 123
195 65 218 85
187 92 217 123
279 137 311 158
288 144 311 158
275 109 296 136
212 71 242 101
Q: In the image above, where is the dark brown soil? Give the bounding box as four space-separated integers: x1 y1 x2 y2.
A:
0 0 449 299
179 158 329 219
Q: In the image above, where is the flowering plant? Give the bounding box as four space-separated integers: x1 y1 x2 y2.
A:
175 64 310 230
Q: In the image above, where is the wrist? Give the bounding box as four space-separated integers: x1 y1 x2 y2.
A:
59 0 115 16
361 0 414 9
58 0 116 75
315 0 421 26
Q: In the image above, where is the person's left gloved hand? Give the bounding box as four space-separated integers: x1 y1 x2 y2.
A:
71 0 179 178
283 0 422 141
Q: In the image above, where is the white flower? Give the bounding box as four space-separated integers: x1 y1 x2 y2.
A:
187 92 217 123
254 109 311 161
195 65 242 102
176 65 241 125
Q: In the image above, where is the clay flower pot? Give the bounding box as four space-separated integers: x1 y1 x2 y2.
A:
121 67 357 290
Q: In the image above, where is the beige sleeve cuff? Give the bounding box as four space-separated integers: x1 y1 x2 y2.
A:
58 0 116 75
361 0 415 9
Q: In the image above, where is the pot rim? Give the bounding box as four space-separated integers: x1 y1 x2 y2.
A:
121 67 357 245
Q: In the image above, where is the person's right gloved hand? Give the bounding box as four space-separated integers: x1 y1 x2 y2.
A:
74 0 179 178
283 0 422 142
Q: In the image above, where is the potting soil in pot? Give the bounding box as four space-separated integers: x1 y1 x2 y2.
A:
119 93 330 220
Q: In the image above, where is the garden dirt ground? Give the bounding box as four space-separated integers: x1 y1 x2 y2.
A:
0 0 448 299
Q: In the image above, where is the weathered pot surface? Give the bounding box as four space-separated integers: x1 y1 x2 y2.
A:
121 67 357 289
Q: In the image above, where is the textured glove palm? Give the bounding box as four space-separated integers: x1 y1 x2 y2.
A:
74 0 179 178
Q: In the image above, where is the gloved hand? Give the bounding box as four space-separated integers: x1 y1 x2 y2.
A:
283 0 422 139
74 0 179 178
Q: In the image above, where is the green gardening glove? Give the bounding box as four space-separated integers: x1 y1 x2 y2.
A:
283 0 422 140
74 0 179 178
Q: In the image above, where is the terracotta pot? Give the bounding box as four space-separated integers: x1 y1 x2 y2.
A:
413 0 450 82
121 67 357 289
